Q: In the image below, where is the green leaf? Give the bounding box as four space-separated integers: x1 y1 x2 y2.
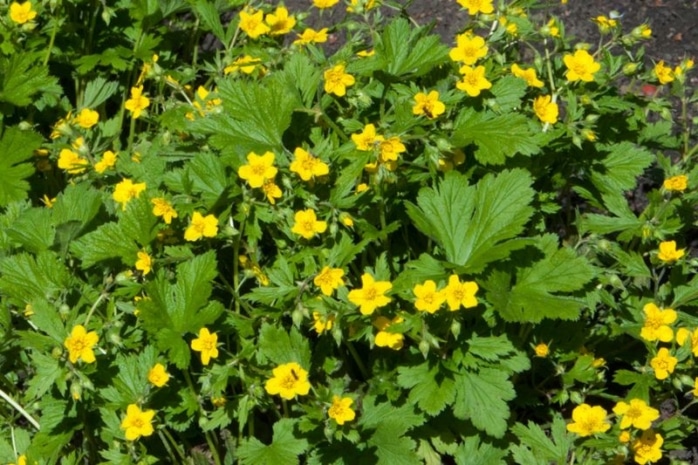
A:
238 419 308 465
368 423 419 465
405 170 534 271
51 183 103 230
490 75 527 113
258 323 311 368
25 351 63 401
451 110 538 165
0 251 70 303
0 127 42 206
613 369 651 400
282 54 322 108
590 142 654 197
453 368 515 438
453 436 507 465
28 298 65 343
397 362 456 416
188 152 230 207
80 77 119 109
0 53 58 106
511 416 573 464
193 0 225 42
70 222 138 269
7 207 55 253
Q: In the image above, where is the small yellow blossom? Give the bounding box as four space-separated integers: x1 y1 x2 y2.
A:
238 151 278 188
294 28 328 45
443 275 478 311
148 363 170 387
632 430 663 465
413 280 446 314
657 240 685 263
373 315 404 350
312 312 335 334
328 396 356 424
356 49 375 57
413 91 446 119
314 266 345 296
264 362 311 400
324 64 355 97
64 325 99 364
191 327 219 365
184 212 218 241
151 198 178 224
650 347 677 380
348 273 392 315
640 302 676 342
74 108 99 129
456 0 494 16
544 18 560 37
291 209 327 239
566 404 611 436
239 9 270 39
58 149 88 174
634 24 652 39
124 86 150 119
534 343 550 358
456 65 492 97
356 183 369 193
112 178 147 210
135 251 152 276
619 430 632 443
593 15 618 33
663 174 688 192
313 0 339 7
41 194 56 208
654 61 674 85
613 399 659 430
378 136 406 163
352 123 383 151
676 328 698 357
449 33 488 65
347 0 377 13
563 49 601 82
9 1 37 24
261 179 282 205
94 150 117 174
265 6 296 35
224 55 263 75
533 95 559 124
290 147 330 181
511 63 544 87
9 454 27 465
120 404 156 441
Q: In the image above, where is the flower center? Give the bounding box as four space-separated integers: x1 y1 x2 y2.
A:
364 287 378 301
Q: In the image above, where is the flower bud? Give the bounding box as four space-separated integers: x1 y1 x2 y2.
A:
419 340 430 358
569 391 583 405
450 320 461 339
622 62 639 76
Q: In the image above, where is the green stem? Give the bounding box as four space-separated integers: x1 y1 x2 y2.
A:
345 341 369 380
43 18 59 67
321 113 350 143
183 371 222 465
84 292 107 327
127 116 136 152
161 427 187 462
0 389 40 430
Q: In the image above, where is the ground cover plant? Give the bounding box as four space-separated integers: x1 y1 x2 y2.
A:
1 0 697 463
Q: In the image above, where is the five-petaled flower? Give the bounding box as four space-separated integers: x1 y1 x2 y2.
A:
294 28 329 46
413 91 446 119
239 8 270 39
135 251 152 275
124 86 150 119
534 342 550 358
314 266 345 296
261 179 282 205
58 149 89 174
224 55 263 75
654 61 674 85
120 404 156 441
95 150 117 174
148 363 170 387
373 315 404 350
650 347 677 380
676 328 698 356
290 148 330 181
632 430 664 465
563 49 601 82
265 6 296 35
291 209 327 239
456 65 492 97
352 123 383 151
443 275 478 311
456 0 494 15
511 64 544 88
64 325 99 364
413 280 446 314
191 327 219 365
312 312 335 334
657 240 685 263
264 362 311 400
238 151 278 188
348 273 392 315
324 64 355 97
613 399 659 430
640 302 676 342
533 95 559 124
74 108 99 129
378 136 406 163
9 1 37 24
449 33 488 65
663 174 688 192
113 178 147 210
328 396 356 425
184 212 218 241
313 0 339 8
151 197 178 224
566 403 611 437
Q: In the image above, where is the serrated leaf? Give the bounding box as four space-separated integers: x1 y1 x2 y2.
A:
188 152 230 207
258 324 311 368
0 127 42 206
453 369 515 438
590 142 653 196
193 0 225 42
7 207 55 253
80 77 119 109
238 419 308 465
51 183 103 230
511 416 572 463
71 222 138 269
26 351 63 401
453 436 507 465
397 362 456 416
368 423 419 465
490 75 527 113
405 170 534 272
452 110 538 165
282 53 322 108
0 53 58 106
0 251 70 303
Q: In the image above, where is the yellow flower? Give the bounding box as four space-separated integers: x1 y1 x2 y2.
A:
64 325 99 364
135 251 152 276
613 399 659 430
543 18 560 37
657 240 685 263
291 209 327 239
113 178 147 210
224 55 263 75
566 404 611 437
94 150 117 174
120 404 156 441
57 148 88 174
356 49 375 57
534 342 550 358
328 396 356 424
563 49 601 82
352 123 384 151
456 65 492 97
313 0 339 7
633 24 652 39
74 108 99 129
693 378 698 397
533 95 559 124
413 280 445 314
238 151 278 188
41 194 56 208
443 275 478 311
148 363 170 387
347 0 377 13
511 63 544 88
449 33 488 65
663 174 688 192
456 0 494 15
373 315 404 350
124 86 150 119
632 430 663 465
191 327 219 365
654 60 675 85
619 430 632 443
290 147 330 181
265 6 295 35
378 136 406 163
261 179 282 205
593 15 617 33
676 328 698 357
356 183 369 193
413 91 446 119
184 212 218 241
151 198 178 224
348 273 392 315
650 347 677 380
640 303 676 342
294 28 329 45
312 312 335 334
324 64 355 97
9 454 27 465
264 362 311 400
314 266 345 296
239 9 270 39
9 1 36 24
